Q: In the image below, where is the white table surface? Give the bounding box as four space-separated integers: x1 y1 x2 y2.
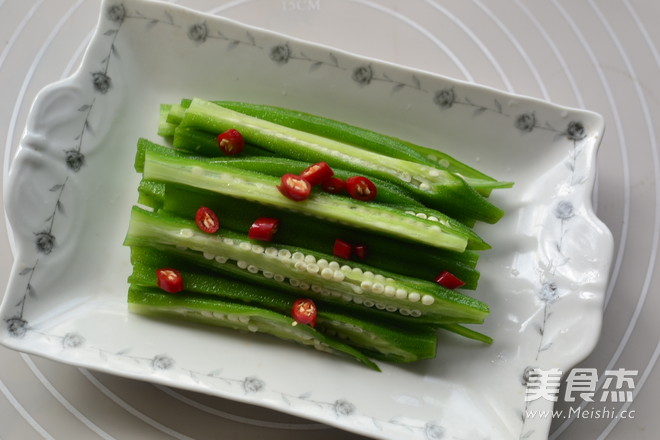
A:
1 1 659 439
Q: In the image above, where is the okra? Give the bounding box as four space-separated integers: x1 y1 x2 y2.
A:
177 98 504 224
128 250 439 363
168 99 512 194
141 147 473 252
128 286 380 370
137 179 164 209
155 182 483 287
135 137 427 210
158 104 176 137
205 100 512 194
135 138 488 250
123 206 490 324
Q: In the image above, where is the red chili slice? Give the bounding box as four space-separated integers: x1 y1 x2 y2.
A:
195 206 220 233
299 161 334 186
321 177 345 194
345 176 377 201
333 238 352 259
248 217 280 242
156 268 184 293
354 244 367 260
291 298 317 327
435 271 465 289
217 128 245 155
277 173 312 201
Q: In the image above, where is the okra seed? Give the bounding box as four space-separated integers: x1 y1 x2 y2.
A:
421 295 435 305
248 324 259 332
311 285 323 293
292 252 305 260
203 252 215 260
278 249 291 258
247 265 259 274
304 254 316 264
341 294 352 302
212 312 225 319
439 159 450 168
363 271 374 278
420 182 431 191
223 238 234 245
384 286 396 297
375 302 386 310
215 256 228 263
179 228 194 238
321 268 334 279
386 305 398 312
251 244 264 254
332 271 345 282
360 280 372 290
372 283 384 294
317 258 329 268
263 271 274 278
341 265 352 273
363 300 375 307
428 216 438 222
408 292 421 302
405 210 415 215
289 278 300 287
298 282 310 290
400 309 411 316
265 247 278 257
227 314 239 322
353 296 364 304
294 261 307 271
410 310 422 317
416 212 428 219
237 260 248 269
306 264 320 274
329 261 340 270
429 169 440 177
352 285 363 294
395 288 408 299
201 310 213 318
351 267 363 275
374 274 385 282
239 242 251 251
238 315 250 324
274 274 285 282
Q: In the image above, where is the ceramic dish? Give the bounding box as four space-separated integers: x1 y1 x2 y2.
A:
1 1 613 439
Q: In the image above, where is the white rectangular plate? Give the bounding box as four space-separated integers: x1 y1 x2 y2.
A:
1 1 613 439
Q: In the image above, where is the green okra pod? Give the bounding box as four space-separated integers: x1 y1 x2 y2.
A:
141 146 473 252
177 98 504 224
129 250 439 363
128 285 380 370
123 206 490 324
